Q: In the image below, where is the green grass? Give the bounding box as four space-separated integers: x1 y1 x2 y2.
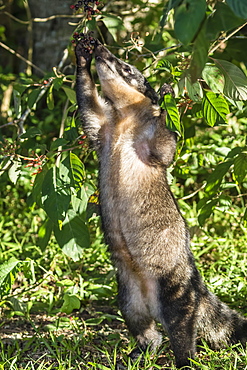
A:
1 184 247 369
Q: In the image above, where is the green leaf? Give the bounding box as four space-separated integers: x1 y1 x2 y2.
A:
234 152 247 184
62 86 77 104
174 0 207 45
217 194 232 212
21 127 42 139
27 88 41 110
202 65 224 94
38 218 53 251
31 165 49 207
225 0 247 19
206 2 243 40
155 59 172 72
205 160 233 195
41 166 70 223
54 209 90 262
61 153 85 193
161 94 181 133
190 25 209 82
71 186 89 215
202 91 230 127
198 199 218 226
0 257 20 297
8 159 21 184
184 75 203 101
53 77 64 91
50 138 68 151
61 293 80 314
47 85 54 110
212 59 247 101
160 0 182 28
100 14 123 40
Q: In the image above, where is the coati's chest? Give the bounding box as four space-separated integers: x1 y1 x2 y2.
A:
98 117 158 195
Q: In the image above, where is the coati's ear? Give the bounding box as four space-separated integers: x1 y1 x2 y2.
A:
144 80 159 104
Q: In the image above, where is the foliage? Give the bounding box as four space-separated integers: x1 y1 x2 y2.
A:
1 0 247 367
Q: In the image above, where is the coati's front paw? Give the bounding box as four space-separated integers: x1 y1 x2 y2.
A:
74 33 96 66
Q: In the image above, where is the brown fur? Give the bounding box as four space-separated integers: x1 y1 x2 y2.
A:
75 40 247 369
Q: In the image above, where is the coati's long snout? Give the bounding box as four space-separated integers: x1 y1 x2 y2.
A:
94 41 159 104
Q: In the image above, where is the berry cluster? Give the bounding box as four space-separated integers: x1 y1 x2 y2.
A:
70 0 102 20
71 32 96 54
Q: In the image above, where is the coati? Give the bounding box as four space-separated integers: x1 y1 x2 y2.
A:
75 39 247 369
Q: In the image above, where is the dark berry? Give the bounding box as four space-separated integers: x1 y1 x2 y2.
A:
73 32 79 38
75 4 79 10
78 0 82 5
70 4 75 9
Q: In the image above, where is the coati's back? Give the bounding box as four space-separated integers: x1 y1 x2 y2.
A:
75 39 247 369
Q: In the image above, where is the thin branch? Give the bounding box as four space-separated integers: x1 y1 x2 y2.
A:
0 41 45 75
179 183 206 201
209 21 247 55
2 11 84 24
2 11 29 24
0 121 17 129
33 14 83 22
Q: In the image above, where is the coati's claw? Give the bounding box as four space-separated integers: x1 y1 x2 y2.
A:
74 33 97 65
160 83 175 98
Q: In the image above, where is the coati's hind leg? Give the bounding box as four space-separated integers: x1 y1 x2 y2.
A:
117 270 162 358
157 276 199 369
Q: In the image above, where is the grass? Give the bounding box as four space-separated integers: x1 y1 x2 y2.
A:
1 183 247 369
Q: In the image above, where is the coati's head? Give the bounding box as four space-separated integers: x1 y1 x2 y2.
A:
94 42 159 107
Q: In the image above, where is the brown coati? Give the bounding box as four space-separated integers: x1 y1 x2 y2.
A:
75 39 247 369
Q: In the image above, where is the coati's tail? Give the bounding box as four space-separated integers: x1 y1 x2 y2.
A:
197 290 247 348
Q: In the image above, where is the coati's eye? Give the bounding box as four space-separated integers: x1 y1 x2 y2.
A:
123 66 132 74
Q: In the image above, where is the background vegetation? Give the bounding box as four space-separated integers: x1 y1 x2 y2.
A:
1 0 247 368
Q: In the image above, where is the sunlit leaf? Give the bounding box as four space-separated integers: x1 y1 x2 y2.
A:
8 159 21 184
234 152 247 184
47 84 54 110
162 93 181 133
202 65 224 94
204 160 233 195
212 59 247 101
0 257 20 298
60 153 85 192
62 86 77 104
198 199 218 226
202 91 230 126
61 293 80 314
54 209 90 261
184 76 203 101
